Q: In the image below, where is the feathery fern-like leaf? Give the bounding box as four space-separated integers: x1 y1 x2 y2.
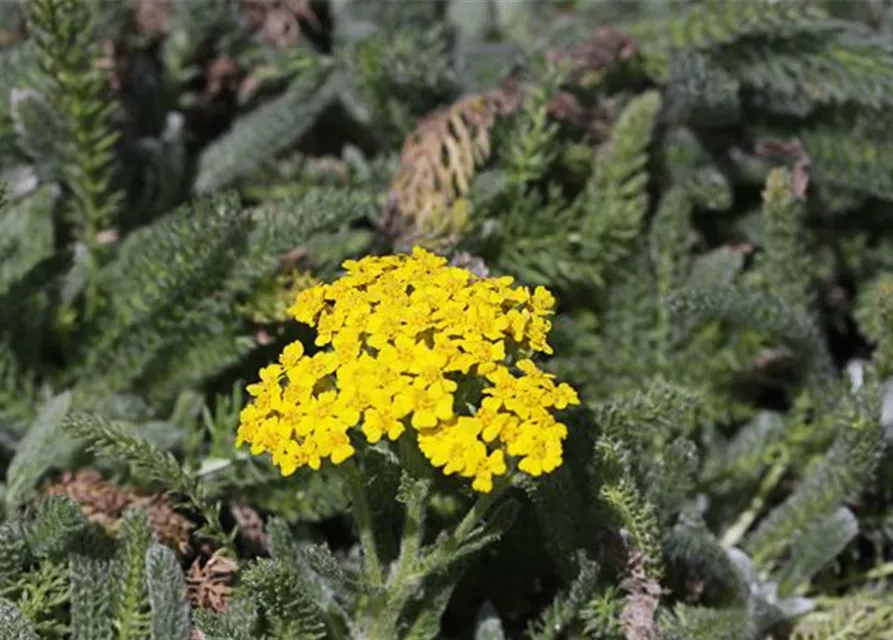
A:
146 544 191 640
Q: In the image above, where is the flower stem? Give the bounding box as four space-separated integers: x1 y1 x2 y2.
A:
419 487 503 578
390 478 429 588
452 489 500 547
357 486 504 638
343 459 383 589
359 477 430 638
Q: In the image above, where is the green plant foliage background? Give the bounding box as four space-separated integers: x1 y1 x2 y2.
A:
3 0 893 638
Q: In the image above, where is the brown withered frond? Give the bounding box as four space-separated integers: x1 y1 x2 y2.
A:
391 83 523 213
186 548 238 613
382 27 638 253
383 81 523 252
43 468 195 556
143 496 196 556
618 549 662 640
44 468 130 530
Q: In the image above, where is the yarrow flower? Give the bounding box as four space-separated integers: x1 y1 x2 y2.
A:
236 247 580 492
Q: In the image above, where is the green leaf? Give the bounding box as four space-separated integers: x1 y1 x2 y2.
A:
0 599 39 640
474 601 505 640
4 391 73 510
70 554 115 640
146 544 191 640
9 88 65 179
194 69 344 194
113 509 153 640
62 412 191 494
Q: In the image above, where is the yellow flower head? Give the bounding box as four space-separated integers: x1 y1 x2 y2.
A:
236 247 580 492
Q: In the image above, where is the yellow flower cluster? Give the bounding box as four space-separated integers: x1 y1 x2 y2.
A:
236 247 580 492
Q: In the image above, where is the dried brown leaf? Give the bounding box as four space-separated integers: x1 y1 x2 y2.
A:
394 83 522 207
384 81 522 250
186 548 238 613
383 27 638 251
618 549 661 640
43 468 195 556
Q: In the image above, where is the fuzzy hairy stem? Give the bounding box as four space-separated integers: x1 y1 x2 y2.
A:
355 483 503 638
343 459 384 591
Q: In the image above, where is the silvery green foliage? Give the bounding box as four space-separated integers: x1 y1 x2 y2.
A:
474 602 505 640
744 391 882 568
238 557 328 639
775 507 859 596
9 88 65 180
0 182 55 296
0 520 28 584
878 372 893 443
0 599 38 640
112 509 153 640
194 68 345 195
687 246 746 289
667 285 835 383
193 596 260 640
69 554 115 640
727 547 815 635
24 495 88 562
4 391 72 510
0 164 39 201
526 554 599 640
146 544 191 640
